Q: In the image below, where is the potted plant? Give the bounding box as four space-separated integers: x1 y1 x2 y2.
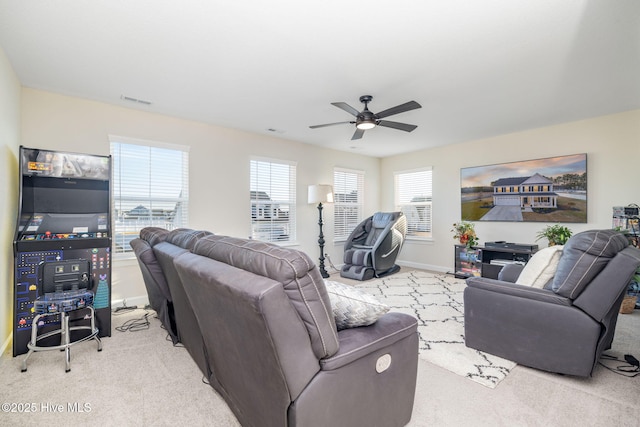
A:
535 224 572 246
452 221 479 247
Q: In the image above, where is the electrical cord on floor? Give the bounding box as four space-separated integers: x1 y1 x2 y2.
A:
324 254 340 274
599 353 639 377
113 302 138 314
115 311 151 332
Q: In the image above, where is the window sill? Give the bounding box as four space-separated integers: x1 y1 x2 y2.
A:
404 237 435 245
275 241 300 248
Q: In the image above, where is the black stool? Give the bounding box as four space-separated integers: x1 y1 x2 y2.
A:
21 260 102 373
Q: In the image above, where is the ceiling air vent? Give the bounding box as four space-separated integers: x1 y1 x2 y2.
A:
120 95 152 106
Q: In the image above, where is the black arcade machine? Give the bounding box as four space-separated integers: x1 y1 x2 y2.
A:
13 146 112 357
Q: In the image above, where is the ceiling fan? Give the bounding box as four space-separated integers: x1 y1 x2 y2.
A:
310 95 421 140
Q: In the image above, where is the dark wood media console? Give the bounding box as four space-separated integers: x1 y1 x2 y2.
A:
454 243 538 280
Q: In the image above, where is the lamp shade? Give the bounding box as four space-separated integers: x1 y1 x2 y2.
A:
308 184 334 204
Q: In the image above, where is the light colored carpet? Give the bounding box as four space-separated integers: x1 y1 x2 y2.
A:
0 309 240 427
357 270 516 388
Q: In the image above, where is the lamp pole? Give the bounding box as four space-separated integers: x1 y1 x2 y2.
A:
316 202 329 278
308 184 333 279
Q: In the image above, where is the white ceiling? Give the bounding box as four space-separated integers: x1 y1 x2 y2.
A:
1 0 638 157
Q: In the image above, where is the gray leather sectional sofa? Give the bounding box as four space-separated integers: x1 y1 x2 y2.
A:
131 228 419 427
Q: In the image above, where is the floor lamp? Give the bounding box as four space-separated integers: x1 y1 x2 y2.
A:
308 184 333 278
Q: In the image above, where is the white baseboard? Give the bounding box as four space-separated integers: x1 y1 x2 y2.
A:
111 295 150 310
1 333 12 356
396 260 451 274
328 259 452 276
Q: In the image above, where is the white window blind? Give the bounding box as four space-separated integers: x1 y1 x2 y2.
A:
395 167 432 239
333 168 364 241
110 138 189 254
250 158 296 243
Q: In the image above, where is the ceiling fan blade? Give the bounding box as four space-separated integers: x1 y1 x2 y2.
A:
351 128 365 140
375 101 422 119
331 102 360 117
377 120 418 132
309 121 353 129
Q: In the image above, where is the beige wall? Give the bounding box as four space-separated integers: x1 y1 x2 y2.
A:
382 110 640 272
0 47 21 354
19 88 381 307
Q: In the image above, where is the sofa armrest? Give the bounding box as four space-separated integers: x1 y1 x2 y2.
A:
292 311 418 427
497 263 524 283
466 277 571 307
320 312 417 371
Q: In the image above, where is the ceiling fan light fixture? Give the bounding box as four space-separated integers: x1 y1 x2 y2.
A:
356 120 376 130
310 94 421 138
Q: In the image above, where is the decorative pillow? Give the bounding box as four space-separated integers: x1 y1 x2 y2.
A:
515 245 564 288
324 280 389 330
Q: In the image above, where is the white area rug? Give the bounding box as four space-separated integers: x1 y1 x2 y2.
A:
358 270 516 388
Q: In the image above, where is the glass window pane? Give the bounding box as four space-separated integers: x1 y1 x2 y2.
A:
333 168 364 241
395 168 432 239
111 140 189 253
250 159 296 243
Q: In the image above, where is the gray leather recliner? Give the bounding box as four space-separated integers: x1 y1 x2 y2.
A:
464 229 640 377
341 211 407 281
130 227 177 343
132 228 213 376
175 234 419 427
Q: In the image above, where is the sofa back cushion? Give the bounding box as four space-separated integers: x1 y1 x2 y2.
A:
175 253 321 426
552 230 628 298
153 229 214 377
165 228 213 250
193 235 339 359
139 226 171 247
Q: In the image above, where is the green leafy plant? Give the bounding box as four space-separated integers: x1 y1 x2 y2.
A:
535 224 572 246
452 221 479 247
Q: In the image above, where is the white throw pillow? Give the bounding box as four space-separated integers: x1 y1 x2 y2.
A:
516 245 564 288
324 280 390 330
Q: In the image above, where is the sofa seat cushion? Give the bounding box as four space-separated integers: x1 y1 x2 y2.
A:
552 230 628 298
193 235 339 359
324 280 389 330
516 245 564 288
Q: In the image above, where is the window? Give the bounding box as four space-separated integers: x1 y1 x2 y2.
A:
110 137 189 254
250 158 296 243
394 167 432 239
333 168 364 241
